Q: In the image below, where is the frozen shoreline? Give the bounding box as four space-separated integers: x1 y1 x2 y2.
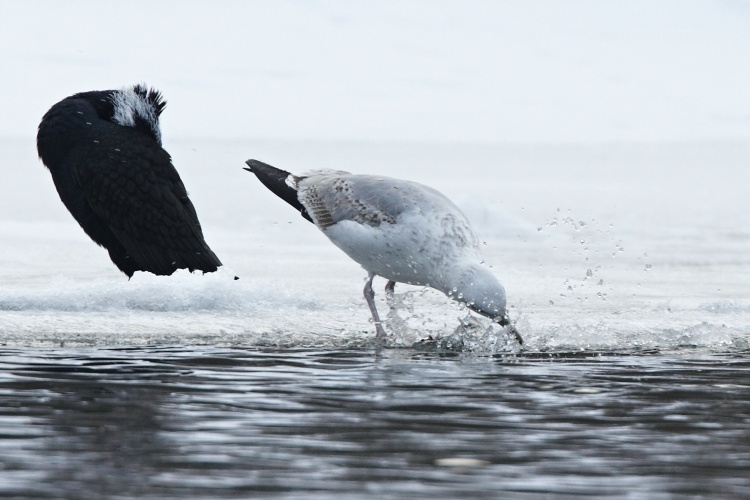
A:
2 138 748 351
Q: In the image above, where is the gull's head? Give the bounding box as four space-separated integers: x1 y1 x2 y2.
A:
443 263 523 345
450 264 507 321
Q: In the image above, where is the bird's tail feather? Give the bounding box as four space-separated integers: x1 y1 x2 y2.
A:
244 159 312 223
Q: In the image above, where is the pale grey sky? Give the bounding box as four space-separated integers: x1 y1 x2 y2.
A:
1 0 749 143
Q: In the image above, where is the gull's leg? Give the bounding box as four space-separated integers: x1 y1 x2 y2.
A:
364 273 387 338
385 280 396 297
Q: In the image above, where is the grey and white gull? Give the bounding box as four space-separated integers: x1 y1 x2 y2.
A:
244 159 522 344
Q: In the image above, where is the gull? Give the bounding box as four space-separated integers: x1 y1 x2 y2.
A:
244 159 521 344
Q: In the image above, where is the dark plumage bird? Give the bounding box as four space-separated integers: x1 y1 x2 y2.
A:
37 84 222 277
244 159 521 344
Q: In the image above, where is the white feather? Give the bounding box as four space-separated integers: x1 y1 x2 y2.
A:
110 87 162 144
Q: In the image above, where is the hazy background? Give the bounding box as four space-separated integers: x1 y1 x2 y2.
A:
1 0 749 143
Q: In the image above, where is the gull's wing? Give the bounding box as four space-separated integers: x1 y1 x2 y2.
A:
297 173 436 229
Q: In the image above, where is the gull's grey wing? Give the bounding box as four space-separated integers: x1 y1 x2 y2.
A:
297 174 446 230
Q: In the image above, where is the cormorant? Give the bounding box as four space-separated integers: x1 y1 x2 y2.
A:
37 84 222 277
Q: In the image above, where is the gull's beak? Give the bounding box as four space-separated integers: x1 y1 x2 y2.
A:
498 314 523 345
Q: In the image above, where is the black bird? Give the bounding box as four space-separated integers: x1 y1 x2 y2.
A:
37 84 222 277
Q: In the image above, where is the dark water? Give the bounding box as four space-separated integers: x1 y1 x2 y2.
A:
1 346 749 499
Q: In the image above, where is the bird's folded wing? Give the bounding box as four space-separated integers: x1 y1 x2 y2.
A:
298 175 417 230
73 135 220 273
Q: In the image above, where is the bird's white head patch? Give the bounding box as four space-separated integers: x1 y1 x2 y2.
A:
111 84 166 145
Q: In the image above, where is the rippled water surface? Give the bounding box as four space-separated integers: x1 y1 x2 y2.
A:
1 346 749 499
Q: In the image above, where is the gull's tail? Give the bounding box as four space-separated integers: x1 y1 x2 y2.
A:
244 159 312 223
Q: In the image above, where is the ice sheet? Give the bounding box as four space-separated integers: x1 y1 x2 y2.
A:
2 138 748 351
